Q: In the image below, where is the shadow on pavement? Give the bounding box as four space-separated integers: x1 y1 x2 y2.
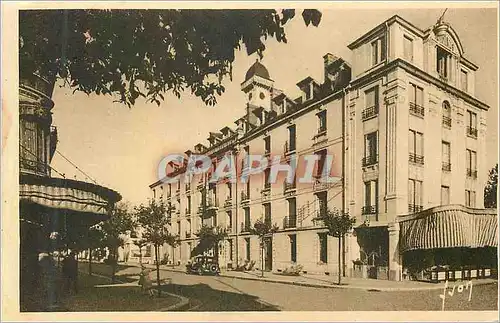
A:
161 283 280 311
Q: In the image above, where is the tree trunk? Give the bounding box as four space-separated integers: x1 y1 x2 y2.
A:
342 235 346 277
172 245 175 267
261 240 264 278
139 246 142 266
88 247 92 276
338 237 342 285
111 248 117 283
155 244 161 297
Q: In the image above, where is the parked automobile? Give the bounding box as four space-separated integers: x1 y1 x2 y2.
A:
186 255 220 275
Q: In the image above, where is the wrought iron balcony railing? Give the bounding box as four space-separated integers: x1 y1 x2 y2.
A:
362 154 378 167
409 153 424 165
467 168 478 179
442 116 452 128
361 205 378 215
442 162 451 172
241 222 251 233
19 157 49 176
362 105 379 120
409 102 425 117
467 127 478 138
241 191 250 202
283 216 297 229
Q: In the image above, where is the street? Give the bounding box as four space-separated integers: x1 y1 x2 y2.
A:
157 269 498 311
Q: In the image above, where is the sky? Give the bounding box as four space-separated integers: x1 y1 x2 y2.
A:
50 7 498 206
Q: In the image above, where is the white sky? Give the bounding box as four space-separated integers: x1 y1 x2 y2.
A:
50 7 498 205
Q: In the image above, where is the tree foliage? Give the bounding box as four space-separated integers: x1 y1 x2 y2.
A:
192 225 228 258
19 9 322 107
249 218 279 277
484 163 498 208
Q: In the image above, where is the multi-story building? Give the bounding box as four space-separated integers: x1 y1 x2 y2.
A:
149 15 497 280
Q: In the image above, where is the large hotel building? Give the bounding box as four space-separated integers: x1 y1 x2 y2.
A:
148 15 497 281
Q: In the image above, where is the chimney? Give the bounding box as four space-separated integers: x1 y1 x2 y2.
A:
323 53 338 83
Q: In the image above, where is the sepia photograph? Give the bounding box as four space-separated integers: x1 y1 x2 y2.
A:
1 1 499 321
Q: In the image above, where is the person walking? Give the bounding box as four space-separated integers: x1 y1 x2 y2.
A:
62 251 78 294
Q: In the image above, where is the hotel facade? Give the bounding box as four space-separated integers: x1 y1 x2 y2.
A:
148 15 497 281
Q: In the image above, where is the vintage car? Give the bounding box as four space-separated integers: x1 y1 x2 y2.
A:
185 255 220 275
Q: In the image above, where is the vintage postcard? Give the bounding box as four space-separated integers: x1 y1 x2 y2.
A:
1 1 499 321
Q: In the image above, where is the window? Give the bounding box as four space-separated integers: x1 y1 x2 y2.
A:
465 190 476 207
287 198 297 228
264 203 271 226
315 149 327 178
317 110 327 133
461 69 468 92
466 149 477 178
264 136 271 155
409 130 424 165
403 35 414 61
229 239 234 261
290 235 297 263
362 86 379 120
408 179 423 213
288 125 296 152
442 141 451 171
363 180 378 217
187 219 192 235
441 186 450 205
177 220 181 235
437 46 450 79
371 36 387 66
227 210 233 230
227 182 232 198
187 195 192 213
245 238 251 261
153 189 156 199
363 132 378 166
243 207 250 231
264 167 271 190
316 191 328 217
409 83 424 117
318 233 328 263
442 101 452 128
467 110 478 138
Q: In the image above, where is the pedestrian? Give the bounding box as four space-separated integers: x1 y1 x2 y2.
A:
62 251 78 294
138 266 154 297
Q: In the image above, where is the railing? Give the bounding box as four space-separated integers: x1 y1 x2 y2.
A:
185 231 191 238
175 189 180 198
362 154 378 167
19 157 49 176
224 197 232 208
442 116 452 128
283 181 296 192
362 205 378 215
317 126 327 135
283 216 297 229
226 224 233 234
467 168 478 179
409 153 424 165
409 102 425 117
241 191 250 202
408 204 423 214
442 162 451 172
185 208 191 216
284 140 296 155
206 197 219 209
185 183 191 192
261 188 271 201
467 127 478 138
241 222 251 233
362 105 379 120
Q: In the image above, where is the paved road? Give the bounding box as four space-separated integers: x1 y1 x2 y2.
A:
157 269 498 311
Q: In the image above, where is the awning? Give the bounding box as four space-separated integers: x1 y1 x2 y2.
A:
398 205 498 252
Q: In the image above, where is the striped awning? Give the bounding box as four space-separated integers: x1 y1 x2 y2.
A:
398 205 498 252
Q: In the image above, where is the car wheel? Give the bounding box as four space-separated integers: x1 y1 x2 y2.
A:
197 268 203 275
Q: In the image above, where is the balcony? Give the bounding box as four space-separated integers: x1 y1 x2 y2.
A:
467 127 478 138
362 154 378 167
283 216 297 229
241 222 251 233
261 187 271 202
185 183 191 193
20 157 50 176
206 197 219 210
442 116 452 128
223 197 232 208
408 204 423 214
313 176 338 192
442 162 451 172
241 191 250 203
283 181 296 197
226 224 233 234
362 205 378 215
467 168 478 179
185 231 192 238
409 153 424 165
185 208 191 216
409 102 425 118
283 141 296 155
362 105 379 120
312 217 325 227
175 189 180 199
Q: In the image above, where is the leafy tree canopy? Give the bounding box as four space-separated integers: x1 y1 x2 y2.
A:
20 9 322 107
100 202 135 249
484 163 498 209
249 218 279 239
319 207 356 238
135 198 173 246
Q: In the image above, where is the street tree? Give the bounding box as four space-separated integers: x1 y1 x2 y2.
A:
135 199 172 297
165 233 180 267
133 237 149 266
484 163 498 208
318 207 356 285
100 202 135 283
249 218 279 278
19 9 321 106
192 225 228 262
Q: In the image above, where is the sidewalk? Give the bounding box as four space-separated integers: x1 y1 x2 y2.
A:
133 262 497 292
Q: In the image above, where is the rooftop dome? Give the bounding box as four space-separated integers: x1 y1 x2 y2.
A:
245 59 270 81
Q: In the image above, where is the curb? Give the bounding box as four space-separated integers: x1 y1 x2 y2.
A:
77 270 190 311
132 265 497 292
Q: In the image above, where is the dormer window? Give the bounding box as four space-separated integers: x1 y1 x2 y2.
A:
436 46 451 79
371 36 387 66
281 99 287 114
304 83 314 101
460 69 468 92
